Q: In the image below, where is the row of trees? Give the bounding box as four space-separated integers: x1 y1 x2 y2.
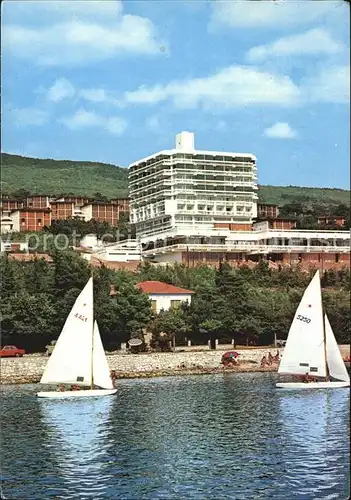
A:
0 253 350 352
278 203 350 230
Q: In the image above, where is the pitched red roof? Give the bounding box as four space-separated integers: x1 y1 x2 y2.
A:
136 281 194 295
8 253 53 262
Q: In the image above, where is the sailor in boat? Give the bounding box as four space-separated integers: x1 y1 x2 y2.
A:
298 372 319 383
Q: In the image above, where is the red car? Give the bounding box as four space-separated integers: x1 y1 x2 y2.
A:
0 345 25 357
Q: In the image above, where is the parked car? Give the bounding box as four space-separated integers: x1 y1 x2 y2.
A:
0 345 25 357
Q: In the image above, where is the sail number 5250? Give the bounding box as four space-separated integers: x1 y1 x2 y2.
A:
297 314 311 323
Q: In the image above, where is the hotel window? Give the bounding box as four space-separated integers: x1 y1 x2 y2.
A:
37 218 42 226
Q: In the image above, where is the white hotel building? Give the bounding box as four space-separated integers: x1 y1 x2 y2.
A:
129 132 350 270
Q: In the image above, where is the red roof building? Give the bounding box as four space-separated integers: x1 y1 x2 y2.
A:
136 281 194 295
136 281 194 313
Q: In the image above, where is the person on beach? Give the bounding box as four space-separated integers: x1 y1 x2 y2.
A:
268 352 274 365
110 370 117 388
273 350 280 363
261 355 267 367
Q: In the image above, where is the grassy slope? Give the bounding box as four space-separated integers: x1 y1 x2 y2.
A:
1 153 349 205
258 185 350 206
1 153 129 198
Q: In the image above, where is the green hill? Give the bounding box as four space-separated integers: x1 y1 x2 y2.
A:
1 153 129 198
1 153 349 206
258 185 350 206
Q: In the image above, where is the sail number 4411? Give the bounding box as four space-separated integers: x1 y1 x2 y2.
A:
297 314 311 323
74 313 88 322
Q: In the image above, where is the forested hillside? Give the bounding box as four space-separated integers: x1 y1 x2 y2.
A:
2 153 349 206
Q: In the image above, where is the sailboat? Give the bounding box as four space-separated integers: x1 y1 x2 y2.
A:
37 277 117 398
276 270 350 389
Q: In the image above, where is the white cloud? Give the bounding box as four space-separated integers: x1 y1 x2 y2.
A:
263 122 297 139
210 0 345 30
60 109 101 129
11 108 48 126
79 88 108 103
247 28 343 62
2 1 166 66
60 108 127 136
105 117 127 135
124 65 301 109
2 0 123 21
47 78 76 102
301 65 350 104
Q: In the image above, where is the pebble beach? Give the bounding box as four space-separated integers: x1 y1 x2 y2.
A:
1 345 349 385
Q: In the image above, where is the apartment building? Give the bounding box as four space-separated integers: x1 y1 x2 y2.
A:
55 196 91 207
129 131 258 244
110 198 130 212
317 216 346 227
0 198 24 213
81 202 120 226
11 208 51 232
50 201 75 220
257 203 279 219
0 199 24 233
26 195 51 208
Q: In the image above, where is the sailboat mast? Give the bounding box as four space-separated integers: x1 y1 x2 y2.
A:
90 272 94 390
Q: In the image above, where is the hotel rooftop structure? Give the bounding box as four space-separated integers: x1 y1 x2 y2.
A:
129 132 350 270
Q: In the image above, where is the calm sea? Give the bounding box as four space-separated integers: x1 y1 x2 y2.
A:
1 373 349 499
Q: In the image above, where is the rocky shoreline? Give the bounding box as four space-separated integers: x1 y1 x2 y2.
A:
0 348 279 385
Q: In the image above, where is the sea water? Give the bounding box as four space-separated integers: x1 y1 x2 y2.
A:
1 373 349 499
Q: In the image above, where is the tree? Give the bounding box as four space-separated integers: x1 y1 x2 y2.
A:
23 257 54 294
1 291 56 351
92 192 109 202
0 256 21 299
149 306 191 351
106 282 153 348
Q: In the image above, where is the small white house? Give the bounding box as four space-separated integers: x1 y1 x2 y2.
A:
136 281 194 313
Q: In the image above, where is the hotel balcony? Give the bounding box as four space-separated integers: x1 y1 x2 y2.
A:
142 242 350 257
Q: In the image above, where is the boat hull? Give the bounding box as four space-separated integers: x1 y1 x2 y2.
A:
37 388 117 398
276 381 349 390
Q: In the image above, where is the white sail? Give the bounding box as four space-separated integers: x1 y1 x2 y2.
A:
278 270 327 378
325 315 350 383
92 321 114 389
40 278 94 386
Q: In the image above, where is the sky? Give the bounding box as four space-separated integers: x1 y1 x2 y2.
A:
1 0 350 188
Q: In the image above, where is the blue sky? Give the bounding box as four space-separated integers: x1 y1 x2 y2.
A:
2 0 350 188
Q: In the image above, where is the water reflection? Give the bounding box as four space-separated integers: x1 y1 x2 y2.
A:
278 389 350 499
1 377 349 500
39 397 115 499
